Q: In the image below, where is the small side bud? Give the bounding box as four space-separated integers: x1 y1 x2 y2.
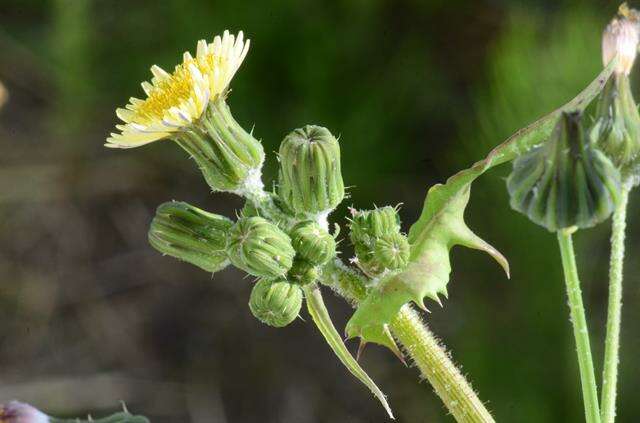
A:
374 233 410 270
508 111 621 232
349 206 401 246
0 401 49 423
349 206 408 275
602 4 640 75
227 216 295 278
290 221 336 266
249 278 303 327
277 125 345 215
288 258 320 285
175 98 265 193
149 201 233 272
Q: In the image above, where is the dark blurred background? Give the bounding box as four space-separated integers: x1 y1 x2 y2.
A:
1 0 639 422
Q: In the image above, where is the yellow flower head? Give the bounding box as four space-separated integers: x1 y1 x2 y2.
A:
106 30 250 148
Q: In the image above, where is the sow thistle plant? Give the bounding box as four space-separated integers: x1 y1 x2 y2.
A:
7 5 640 422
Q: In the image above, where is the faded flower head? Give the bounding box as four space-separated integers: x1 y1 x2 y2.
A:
106 31 249 148
0 402 49 423
602 3 640 75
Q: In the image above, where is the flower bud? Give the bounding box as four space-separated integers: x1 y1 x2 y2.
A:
249 278 303 327
149 201 232 272
175 98 265 193
227 216 295 278
349 206 401 247
590 73 640 174
277 125 345 215
508 111 621 232
290 221 336 266
288 258 320 285
349 206 408 275
374 233 410 271
0 401 49 423
602 4 640 76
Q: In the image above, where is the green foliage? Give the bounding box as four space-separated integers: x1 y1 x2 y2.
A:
302 284 394 419
345 59 616 348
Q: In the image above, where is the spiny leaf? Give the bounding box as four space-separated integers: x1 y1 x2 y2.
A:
303 284 394 419
345 58 617 343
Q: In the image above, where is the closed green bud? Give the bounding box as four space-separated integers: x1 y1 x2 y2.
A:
175 98 265 193
227 216 295 278
508 111 621 232
349 206 401 247
374 233 410 270
288 258 320 285
249 278 303 327
277 125 345 215
590 74 640 175
149 201 232 272
349 206 407 275
290 221 336 265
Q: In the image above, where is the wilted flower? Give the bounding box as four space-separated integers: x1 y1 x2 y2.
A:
602 3 640 75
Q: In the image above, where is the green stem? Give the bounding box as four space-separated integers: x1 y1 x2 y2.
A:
322 260 495 423
391 307 494 423
557 229 600 423
601 183 631 423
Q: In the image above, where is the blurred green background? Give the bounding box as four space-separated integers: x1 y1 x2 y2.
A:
1 0 638 421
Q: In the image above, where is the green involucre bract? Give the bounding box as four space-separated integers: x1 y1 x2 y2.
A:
277 125 344 215
227 216 295 278
290 221 336 266
508 111 621 232
174 98 265 193
249 278 303 327
148 201 232 272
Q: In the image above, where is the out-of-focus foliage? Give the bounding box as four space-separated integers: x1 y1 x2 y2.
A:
1 1 638 422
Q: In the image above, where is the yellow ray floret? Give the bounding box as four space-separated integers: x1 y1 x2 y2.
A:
106 31 250 148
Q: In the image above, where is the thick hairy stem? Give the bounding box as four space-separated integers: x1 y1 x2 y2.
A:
322 260 495 423
390 307 494 423
601 183 631 423
557 230 600 423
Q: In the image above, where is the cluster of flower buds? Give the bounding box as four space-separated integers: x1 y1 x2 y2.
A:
592 4 640 177
508 112 621 232
348 206 410 275
145 121 346 327
109 30 353 329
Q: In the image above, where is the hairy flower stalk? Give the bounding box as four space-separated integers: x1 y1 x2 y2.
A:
597 5 640 422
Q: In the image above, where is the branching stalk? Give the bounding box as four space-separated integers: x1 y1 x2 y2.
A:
322 260 495 423
601 182 632 423
557 229 600 423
